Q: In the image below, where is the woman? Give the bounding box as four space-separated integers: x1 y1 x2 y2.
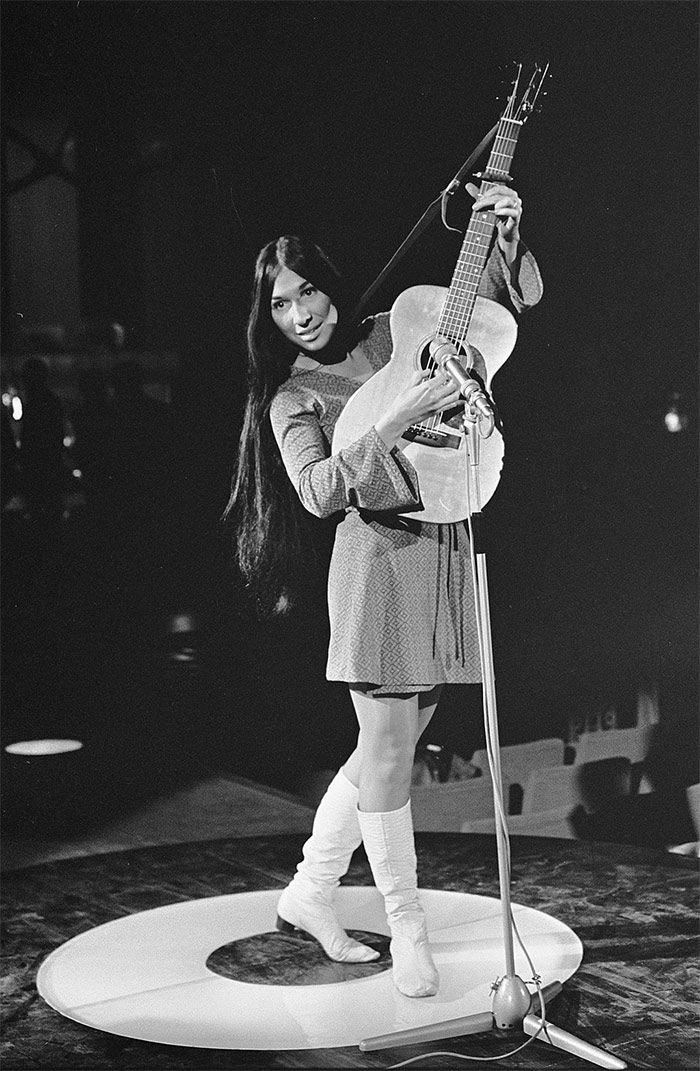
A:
224 183 543 998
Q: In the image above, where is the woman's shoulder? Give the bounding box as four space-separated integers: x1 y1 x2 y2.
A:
270 373 318 422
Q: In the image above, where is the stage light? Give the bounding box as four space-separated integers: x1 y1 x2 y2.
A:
169 648 196 663
664 392 689 433
163 613 200 665
11 396 22 420
5 739 83 756
111 323 126 348
3 737 87 835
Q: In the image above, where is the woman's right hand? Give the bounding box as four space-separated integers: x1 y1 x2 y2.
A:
374 369 463 449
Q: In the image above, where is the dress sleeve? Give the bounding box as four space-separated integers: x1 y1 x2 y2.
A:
358 312 393 370
478 242 543 315
270 387 421 519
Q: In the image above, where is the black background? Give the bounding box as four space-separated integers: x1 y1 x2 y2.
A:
1 2 697 819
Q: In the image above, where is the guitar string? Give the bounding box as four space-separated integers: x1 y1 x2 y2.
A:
434 117 519 345
418 117 520 434
406 70 545 447
428 122 517 358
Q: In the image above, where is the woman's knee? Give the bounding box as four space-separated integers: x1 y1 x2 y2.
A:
359 748 414 804
362 731 414 777
350 690 420 776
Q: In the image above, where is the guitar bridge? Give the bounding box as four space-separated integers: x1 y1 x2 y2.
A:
402 425 461 449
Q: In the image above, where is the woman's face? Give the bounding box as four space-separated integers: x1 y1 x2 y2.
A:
270 267 336 352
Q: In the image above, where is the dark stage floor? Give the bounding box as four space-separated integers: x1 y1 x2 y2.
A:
2 832 698 1069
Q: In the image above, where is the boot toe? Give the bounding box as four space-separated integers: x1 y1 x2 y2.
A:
277 887 380 963
328 936 381 963
394 970 439 997
389 934 439 997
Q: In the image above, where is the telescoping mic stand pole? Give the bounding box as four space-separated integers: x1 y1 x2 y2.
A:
359 410 627 1070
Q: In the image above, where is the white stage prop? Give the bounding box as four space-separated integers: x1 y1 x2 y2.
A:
37 887 582 1051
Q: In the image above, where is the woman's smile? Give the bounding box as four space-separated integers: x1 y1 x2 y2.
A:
271 266 336 351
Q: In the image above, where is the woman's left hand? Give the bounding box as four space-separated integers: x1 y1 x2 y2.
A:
465 181 522 260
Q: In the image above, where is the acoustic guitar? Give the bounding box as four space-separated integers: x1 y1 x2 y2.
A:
333 64 547 523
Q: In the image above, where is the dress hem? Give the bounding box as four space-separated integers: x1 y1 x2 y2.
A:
327 676 482 697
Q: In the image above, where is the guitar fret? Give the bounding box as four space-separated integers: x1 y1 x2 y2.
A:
331 65 547 524
437 98 525 340
459 242 491 255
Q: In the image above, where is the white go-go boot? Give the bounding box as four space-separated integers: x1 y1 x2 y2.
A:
276 769 379 963
358 799 439 997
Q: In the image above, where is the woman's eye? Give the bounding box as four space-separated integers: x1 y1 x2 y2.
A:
271 300 285 311
303 287 316 297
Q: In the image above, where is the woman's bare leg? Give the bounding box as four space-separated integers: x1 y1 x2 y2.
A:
341 685 442 795
348 686 442 996
350 690 419 811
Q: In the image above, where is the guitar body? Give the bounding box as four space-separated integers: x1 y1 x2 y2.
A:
333 286 517 523
332 65 548 523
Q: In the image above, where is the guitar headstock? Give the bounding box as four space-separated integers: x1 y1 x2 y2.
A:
501 62 550 124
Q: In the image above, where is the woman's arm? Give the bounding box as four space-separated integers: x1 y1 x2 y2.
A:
479 241 543 314
466 181 544 313
270 388 422 519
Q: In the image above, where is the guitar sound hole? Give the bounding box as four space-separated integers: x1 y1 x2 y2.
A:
419 340 487 392
419 340 475 375
414 340 467 436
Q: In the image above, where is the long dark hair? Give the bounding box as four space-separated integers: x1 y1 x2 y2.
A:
222 236 352 615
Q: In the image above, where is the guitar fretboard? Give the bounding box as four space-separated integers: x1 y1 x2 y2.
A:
437 116 523 346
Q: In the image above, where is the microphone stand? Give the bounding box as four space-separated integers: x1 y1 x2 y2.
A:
359 415 627 1070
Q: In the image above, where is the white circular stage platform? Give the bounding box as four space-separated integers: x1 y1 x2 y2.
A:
37 887 583 1050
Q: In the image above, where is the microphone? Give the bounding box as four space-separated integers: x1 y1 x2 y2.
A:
429 338 495 436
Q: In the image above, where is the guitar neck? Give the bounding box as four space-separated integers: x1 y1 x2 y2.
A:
437 115 523 343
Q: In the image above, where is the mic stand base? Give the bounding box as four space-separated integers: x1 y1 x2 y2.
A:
360 955 626 1068
360 979 626 1069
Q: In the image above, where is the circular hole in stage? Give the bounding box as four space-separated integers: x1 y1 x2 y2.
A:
206 929 391 986
5 739 84 756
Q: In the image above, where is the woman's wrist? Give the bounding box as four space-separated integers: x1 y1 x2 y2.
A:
497 231 520 267
374 414 406 450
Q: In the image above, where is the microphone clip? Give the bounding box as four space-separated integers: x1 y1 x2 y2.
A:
429 337 496 438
